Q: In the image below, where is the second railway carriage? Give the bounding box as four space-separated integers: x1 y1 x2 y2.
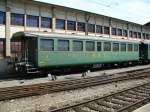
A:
139 40 150 61
12 32 140 74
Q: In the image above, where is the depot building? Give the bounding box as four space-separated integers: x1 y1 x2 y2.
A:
0 0 150 77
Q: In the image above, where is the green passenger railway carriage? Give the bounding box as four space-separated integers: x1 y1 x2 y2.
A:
11 32 149 74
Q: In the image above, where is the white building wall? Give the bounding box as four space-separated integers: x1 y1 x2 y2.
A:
0 26 5 38
10 1 25 14
0 0 5 11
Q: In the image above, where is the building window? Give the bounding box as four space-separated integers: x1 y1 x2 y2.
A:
86 41 95 51
113 43 119 51
40 39 54 51
0 40 4 56
133 32 137 38
111 28 117 35
97 42 101 51
121 43 126 51
96 25 102 34
41 17 52 28
134 44 138 51
129 31 133 38
88 24 95 33
123 30 127 37
67 20 76 31
27 15 39 27
77 22 85 32
11 42 21 53
58 40 69 51
56 19 65 30
104 26 109 34
146 34 149 40
138 32 141 38
117 29 122 36
0 11 5 24
73 41 83 51
11 13 24 26
128 44 133 51
104 42 111 51
143 33 146 39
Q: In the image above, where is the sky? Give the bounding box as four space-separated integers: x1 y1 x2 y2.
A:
35 0 150 25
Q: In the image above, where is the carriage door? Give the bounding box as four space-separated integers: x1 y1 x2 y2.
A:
27 38 37 66
139 43 148 60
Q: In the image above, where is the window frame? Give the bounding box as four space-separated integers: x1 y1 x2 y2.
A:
104 26 109 34
77 22 85 32
120 43 126 52
97 42 102 51
11 13 24 26
86 41 95 51
134 44 138 52
113 43 119 52
41 17 52 28
96 25 103 34
88 24 95 33
128 44 133 52
0 11 5 24
58 40 70 51
104 42 111 51
67 20 76 31
40 39 54 51
56 19 65 30
72 40 83 51
27 15 39 27
11 41 22 53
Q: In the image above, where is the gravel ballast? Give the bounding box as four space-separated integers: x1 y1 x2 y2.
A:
1 78 150 112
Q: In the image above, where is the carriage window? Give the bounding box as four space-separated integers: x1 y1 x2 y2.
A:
113 43 119 51
112 28 117 35
97 42 101 51
58 40 69 51
56 19 65 29
40 39 54 51
27 15 39 27
0 11 5 24
11 13 24 26
67 20 76 31
134 44 138 51
0 40 4 56
11 42 22 53
77 22 85 32
86 41 95 51
121 43 126 51
104 26 109 34
88 24 95 33
96 25 102 34
128 44 133 51
73 41 83 51
104 42 111 51
41 17 52 28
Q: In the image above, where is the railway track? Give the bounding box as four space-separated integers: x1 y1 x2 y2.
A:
47 82 150 112
0 68 150 101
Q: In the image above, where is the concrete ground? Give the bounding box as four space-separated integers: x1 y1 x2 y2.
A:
133 103 150 112
0 64 150 88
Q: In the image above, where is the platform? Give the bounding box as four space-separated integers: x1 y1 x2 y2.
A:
0 64 150 88
133 103 150 112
